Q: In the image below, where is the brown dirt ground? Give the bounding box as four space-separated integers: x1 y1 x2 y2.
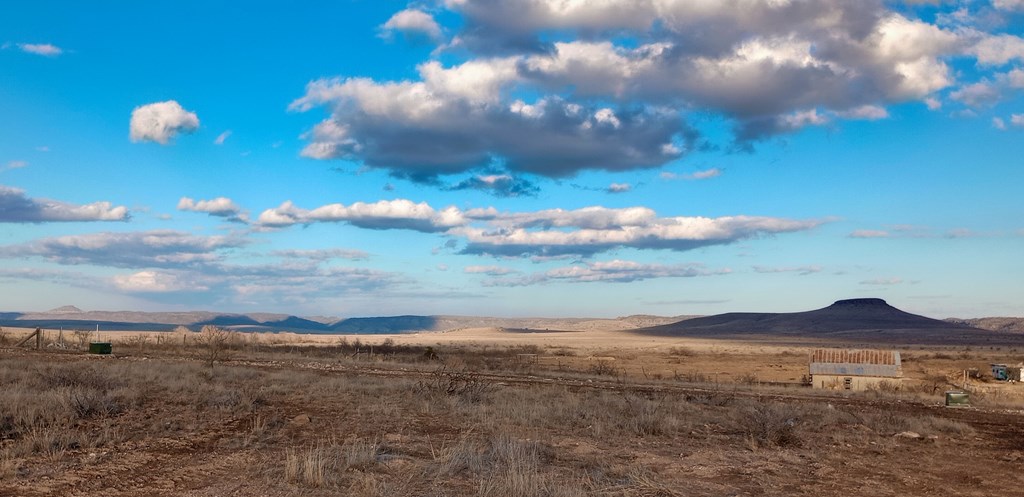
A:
2 327 1024 496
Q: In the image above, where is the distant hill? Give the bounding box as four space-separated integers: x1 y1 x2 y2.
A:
47 305 83 314
946 317 1024 333
0 306 689 334
635 298 1004 345
195 315 263 327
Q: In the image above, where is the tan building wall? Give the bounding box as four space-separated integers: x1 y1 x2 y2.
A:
812 374 901 391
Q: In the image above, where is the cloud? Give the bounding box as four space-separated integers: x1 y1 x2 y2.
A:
1008 69 1024 88
950 81 1001 108
257 199 466 232
0 185 129 223
836 105 889 120
5 160 28 170
0 267 100 289
466 205 657 230
849 229 890 238
661 167 722 181
752 265 822 275
1012 114 1024 127
177 196 248 223
993 117 1007 130
484 259 728 286
457 208 824 257
271 248 370 261
113 270 200 292
992 0 1024 10
860 277 903 285
103 261 401 303
463 265 518 276
0 233 399 305
129 101 200 144
381 8 444 42
0 230 245 268
213 130 232 145
292 69 688 180
945 228 977 238
9 43 63 56
606 183 631 194
290 2 1024 179
446 174 539 197
256 198 822 258
968 33 1024 66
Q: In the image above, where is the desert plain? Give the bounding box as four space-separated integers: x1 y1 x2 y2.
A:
2 317 1024 497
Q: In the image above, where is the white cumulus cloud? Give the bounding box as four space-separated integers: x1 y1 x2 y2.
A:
381 9 444 41
177 196 247 223
257 199 466 232
129 100 200 144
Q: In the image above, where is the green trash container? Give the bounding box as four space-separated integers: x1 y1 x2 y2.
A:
88 342 112 355
945 391 969 407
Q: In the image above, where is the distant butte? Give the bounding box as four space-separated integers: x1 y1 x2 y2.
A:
633 298 998 345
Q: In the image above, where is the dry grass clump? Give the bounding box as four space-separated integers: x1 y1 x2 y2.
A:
283 438 386 488
433 433 594 497
858 410 974 437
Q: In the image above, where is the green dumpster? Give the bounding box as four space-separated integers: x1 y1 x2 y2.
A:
89 342 112 355
945 391 969 407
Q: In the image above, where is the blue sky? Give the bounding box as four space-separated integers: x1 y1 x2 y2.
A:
1 0 1022 318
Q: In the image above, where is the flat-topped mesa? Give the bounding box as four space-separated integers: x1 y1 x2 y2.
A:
829 298 890 308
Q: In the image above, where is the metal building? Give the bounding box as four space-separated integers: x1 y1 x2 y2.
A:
809 349 902 390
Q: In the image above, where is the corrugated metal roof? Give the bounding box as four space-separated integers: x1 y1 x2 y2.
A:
809 349 901 378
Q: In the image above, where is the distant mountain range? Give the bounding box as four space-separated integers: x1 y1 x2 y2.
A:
1 301 1020 342
0 305 689 334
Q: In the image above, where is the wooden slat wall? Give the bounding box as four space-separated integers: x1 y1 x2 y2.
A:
810 349 898 366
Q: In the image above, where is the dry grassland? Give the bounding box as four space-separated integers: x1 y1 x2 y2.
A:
2 326 1024 496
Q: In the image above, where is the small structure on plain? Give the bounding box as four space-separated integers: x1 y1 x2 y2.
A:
809 349 901 390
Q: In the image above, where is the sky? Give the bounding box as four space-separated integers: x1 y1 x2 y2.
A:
1 0 1023 319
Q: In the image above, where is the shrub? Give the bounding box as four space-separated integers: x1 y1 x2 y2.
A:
416 366 494 403
734 400 802 448
587 360 619 377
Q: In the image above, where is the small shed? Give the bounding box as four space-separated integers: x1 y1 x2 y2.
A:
809 349 901 390
991 364 1023 382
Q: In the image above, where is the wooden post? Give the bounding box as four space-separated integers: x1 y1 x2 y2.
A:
14 328 39 348
36 328 42 349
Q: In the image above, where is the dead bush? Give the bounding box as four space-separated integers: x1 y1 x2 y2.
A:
587 360 619 377
667 346 696 357
734 400 802 448
416 366 495 403
196 325 235 367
